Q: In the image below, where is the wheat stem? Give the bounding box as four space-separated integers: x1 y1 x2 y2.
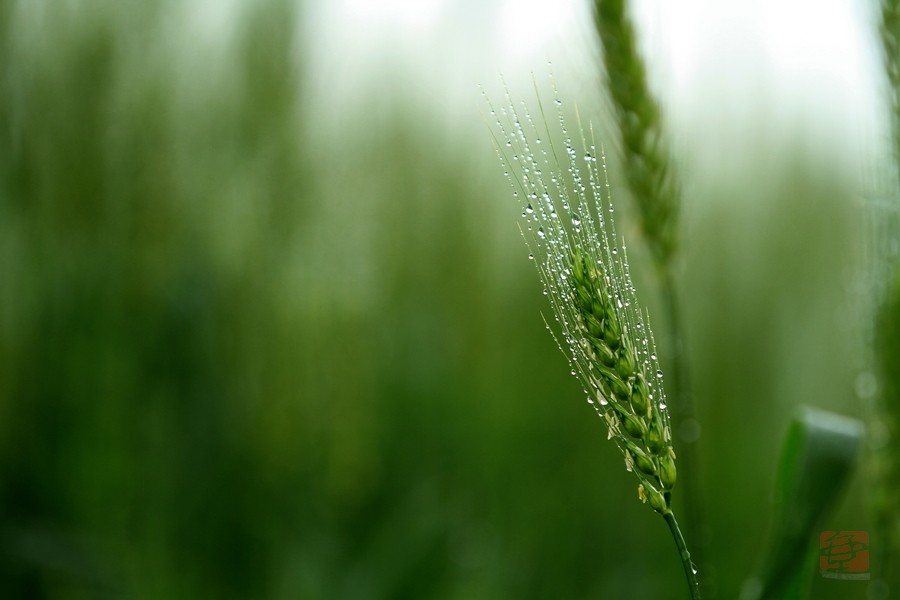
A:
874 0 900 592
660 266 704 563
592 0 707 579
664 510 702 600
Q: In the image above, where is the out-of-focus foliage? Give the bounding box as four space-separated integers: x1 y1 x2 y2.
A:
0 1 876 599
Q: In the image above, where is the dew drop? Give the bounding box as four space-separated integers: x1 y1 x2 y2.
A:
584 152 593 162
527 253 534 260
651 353 657 361
554 98 562 106
656 370 664 379
659 402 667 410
537 227 546 239
525 204 534 214
571 214 581 226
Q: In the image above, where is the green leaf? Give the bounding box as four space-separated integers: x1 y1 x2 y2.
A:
740 406 864 600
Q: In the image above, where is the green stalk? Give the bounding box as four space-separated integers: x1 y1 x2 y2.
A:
873 0 900 593
593 0 707 577
661 266 704 567
663 510 701 600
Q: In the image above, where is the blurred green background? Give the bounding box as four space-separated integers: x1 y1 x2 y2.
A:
0 0 886 598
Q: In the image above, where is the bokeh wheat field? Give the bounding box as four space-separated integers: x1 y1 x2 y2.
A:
0 1 889 598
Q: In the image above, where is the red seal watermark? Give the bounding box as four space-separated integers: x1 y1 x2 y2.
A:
819 531 869 580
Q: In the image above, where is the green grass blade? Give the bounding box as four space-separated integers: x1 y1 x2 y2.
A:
741 407 864 600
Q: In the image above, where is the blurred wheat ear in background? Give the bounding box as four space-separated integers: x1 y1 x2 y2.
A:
592 0 707 585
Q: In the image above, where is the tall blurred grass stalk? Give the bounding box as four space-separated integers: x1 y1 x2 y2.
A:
873 0 900 593
592 0 706 575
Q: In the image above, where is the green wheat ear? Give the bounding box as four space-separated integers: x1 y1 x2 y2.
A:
485 74 700 598
594 0 679 270
485 76 676 512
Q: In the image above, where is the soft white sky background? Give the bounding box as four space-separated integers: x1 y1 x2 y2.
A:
302 0 887 187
